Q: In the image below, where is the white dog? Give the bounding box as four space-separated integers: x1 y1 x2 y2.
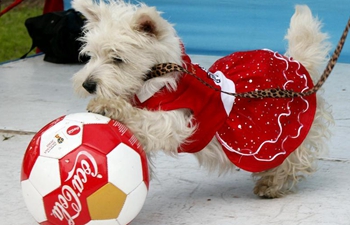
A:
72 0 336 198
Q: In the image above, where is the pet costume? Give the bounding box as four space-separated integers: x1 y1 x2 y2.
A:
135 49 317 172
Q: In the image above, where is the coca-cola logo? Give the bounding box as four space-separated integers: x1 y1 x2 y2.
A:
50 151 102 224
66 125 81 136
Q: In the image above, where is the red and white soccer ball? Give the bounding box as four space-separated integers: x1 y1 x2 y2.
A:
21 113 149 225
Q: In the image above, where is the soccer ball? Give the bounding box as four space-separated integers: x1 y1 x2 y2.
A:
21 113 149 225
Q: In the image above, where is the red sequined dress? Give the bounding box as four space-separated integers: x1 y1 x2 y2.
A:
134 49 316 172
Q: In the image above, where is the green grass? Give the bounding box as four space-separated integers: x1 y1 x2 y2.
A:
0 2 43 62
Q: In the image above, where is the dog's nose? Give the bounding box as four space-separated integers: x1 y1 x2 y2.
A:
82 80 97 94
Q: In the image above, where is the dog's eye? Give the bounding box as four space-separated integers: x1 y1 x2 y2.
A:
112 56 124 64
82 50 92 58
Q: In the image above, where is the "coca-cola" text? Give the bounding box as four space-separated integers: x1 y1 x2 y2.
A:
50 151 102 225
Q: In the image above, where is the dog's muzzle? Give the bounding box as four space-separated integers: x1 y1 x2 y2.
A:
82 80 97 94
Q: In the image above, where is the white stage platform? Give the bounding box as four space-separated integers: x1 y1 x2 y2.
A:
1 55 349 225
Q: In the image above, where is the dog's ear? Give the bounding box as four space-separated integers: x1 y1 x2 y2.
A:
133 7 166 38
136 14 158 36
72 0 100 23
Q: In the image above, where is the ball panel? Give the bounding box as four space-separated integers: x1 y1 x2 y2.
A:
39 221 55 225
82 124 121 155
87 183 127 220
107 143 143 194
21 116 65 181
139 150 149 189
42 186 92 225
58 146 109 195
65 113 110 124
21 180 47 223
86 219 121 225
108 120 150 188
21 134 41 181
39 119 83 159
117 182 148 225
29 156 61 196
108 120 141 151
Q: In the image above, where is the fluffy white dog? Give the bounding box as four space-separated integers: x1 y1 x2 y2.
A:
72 0 336 198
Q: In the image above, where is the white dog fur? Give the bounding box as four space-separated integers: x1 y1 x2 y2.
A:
72 0 332 198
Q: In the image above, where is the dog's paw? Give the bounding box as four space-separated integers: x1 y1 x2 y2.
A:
253 179 285 198
87 97 108 115
87 97 133 122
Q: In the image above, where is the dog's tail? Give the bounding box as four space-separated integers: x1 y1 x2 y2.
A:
285 5 331 81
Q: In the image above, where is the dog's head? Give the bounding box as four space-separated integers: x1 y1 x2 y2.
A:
72 0 182 100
